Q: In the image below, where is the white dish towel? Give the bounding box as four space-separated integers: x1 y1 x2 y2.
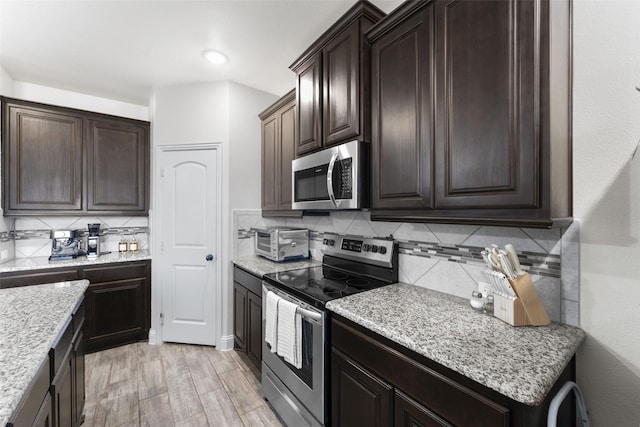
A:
276 298 302 369
265 291 280 353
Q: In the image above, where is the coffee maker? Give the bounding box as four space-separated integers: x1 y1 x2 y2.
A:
49 230 81 260
86 223 101 258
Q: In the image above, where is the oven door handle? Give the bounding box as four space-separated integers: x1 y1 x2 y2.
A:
326 151 339 208
263 285 322 322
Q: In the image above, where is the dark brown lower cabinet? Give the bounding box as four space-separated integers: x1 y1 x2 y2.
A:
52 351 73 427
331 314 575 427
82 261 150 353
331 349 393 427
233 266 262 379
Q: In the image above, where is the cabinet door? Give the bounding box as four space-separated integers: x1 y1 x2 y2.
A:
33 392 53 427
246 291 262 372
296 53 323 156
52 352 73 427
395 390 452 427
233 283 248 352
323 23 359 146
261 113 279 211
331 349 393 427
86 118 149 213
370 3 435 210
84 278 147 352
2 102 83 212
434 0 539 209
278 100 296 210
73 330 85 427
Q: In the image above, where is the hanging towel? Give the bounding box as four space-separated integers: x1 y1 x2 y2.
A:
265 291 280 353
276 298 302 369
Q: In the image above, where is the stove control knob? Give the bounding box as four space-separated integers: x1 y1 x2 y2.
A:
323 238 328 245
371 245 379 253
328 239 335 246
363 244 371 252
379 246 387 255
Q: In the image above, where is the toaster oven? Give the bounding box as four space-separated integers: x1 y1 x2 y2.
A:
254 228 310 262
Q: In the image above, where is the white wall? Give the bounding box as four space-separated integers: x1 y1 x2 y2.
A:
11 81 149 120
151 81 276 348
574 1 640 424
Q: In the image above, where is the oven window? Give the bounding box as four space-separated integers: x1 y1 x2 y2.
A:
294 164 330 202
256 232 272 252
281 319 314 388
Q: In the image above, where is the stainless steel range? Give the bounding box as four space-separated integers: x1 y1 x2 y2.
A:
261 233 398 427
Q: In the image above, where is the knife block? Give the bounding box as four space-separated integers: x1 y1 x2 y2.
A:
494 273 550 326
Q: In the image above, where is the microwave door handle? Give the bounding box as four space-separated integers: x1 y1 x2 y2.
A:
327 151 339 208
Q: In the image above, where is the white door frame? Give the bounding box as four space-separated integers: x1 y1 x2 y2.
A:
151 142 223 346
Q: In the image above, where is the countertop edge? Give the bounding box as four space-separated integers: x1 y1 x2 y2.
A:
0 251 151 274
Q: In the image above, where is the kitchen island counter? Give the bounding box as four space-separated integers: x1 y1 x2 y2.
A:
0 250 151 274
0 279 89 426
232 254 320 277
326 283 585 406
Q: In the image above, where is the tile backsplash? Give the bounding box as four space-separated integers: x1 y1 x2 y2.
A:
10 216 150 258
233 209 580 326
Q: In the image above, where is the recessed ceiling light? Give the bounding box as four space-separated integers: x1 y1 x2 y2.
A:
202 49 228 65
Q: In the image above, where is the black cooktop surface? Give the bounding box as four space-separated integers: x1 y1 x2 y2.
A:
264 265 389 310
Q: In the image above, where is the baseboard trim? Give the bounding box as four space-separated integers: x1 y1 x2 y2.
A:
217 334 234 351
148 329 158 345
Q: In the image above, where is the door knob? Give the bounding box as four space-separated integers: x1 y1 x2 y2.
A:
206 254 214 261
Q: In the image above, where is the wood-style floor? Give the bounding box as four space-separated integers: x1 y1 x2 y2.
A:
84 342 284 427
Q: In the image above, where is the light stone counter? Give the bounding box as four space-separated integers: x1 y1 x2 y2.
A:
0 250 151 274
326 283 585 406
232 255 321 277
0 279 89 426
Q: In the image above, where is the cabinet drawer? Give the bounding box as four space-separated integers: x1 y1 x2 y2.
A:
332 317 510 426
83 262 147 283
50 317 73 379
233 266 262 296
73 299 86 339
0 268 80 289
9 356 50 427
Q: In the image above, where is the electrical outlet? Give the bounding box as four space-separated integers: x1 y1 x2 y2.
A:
0 250 8 260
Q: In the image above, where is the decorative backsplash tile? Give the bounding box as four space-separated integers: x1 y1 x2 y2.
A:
233 209 580 326
10 216 150 258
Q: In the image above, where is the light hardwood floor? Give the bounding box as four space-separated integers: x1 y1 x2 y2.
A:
84 342 284 427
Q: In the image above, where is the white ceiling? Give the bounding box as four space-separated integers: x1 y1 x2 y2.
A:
0 0 404 106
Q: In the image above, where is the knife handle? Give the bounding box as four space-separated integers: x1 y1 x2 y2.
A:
505 244 525 276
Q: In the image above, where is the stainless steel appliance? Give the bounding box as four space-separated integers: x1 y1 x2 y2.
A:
49 230 81 261
254 228 310 262
261 232 398 427
291 140 368 210
86 223 101 258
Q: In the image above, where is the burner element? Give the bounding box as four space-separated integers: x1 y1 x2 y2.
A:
346 278 371 288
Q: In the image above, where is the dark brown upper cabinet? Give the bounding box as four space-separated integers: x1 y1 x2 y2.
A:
2 101 83 212
259 90 302 217
290 0 386 157
1 97 150 216
367 0 571 228
86 118 148 212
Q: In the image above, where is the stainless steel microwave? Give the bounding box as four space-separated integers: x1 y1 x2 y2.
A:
291 140 367 210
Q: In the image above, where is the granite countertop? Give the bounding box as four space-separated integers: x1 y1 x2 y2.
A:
0 279 89 426
0 250 151 274
232 255 321 277
326 283 586 406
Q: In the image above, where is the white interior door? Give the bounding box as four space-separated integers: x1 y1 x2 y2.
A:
159 145 219 345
